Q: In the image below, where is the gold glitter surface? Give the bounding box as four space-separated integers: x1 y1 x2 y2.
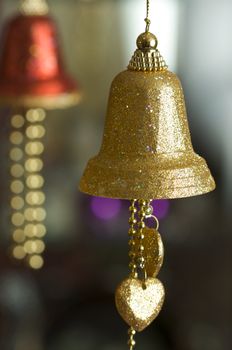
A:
135 227 164 277
115 277 165 332
80 69 215 199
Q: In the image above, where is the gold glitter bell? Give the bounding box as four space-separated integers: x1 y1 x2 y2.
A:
80 2 216 348
80 31 215 200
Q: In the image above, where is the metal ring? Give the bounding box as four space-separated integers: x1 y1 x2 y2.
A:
145 214 159 231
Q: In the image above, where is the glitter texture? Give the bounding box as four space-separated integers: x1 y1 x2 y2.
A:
115 277 165 332
80 69 215 199
135 227 164 277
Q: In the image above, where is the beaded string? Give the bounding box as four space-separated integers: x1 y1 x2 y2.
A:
127 199 153 349
10 108 47 269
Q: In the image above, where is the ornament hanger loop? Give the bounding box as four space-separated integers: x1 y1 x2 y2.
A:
142 268 148 286
137 257 148 286
145 18 151 32
145 214 160 231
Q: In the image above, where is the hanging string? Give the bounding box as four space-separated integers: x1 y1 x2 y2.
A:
145 0 151 32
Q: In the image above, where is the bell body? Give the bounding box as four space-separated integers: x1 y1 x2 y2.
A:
80 69 215 199
0 14 80 108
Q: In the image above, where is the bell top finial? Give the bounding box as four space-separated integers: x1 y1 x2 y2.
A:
128 31 167 72
136 32 158 50
19 0 49 16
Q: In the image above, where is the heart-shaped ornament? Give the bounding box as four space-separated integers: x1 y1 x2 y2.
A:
115 277 165 332
135 227 164 277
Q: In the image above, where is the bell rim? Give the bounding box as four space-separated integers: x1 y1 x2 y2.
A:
79 181 216 200
79 154 216 200
0 90 81 109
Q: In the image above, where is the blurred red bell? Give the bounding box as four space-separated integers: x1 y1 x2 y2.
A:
0 0 80 109
4 1 81 270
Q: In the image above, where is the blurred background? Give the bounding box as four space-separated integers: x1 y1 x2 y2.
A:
0 0 230 349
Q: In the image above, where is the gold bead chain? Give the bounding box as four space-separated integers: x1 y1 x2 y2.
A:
137 200 147 273
127 199 153 349
137 199 152 277
128 199 138 278
128 200 138 348
128 327 136 350
128 199 153 277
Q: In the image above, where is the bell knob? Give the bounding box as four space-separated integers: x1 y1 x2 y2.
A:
136 32 158 50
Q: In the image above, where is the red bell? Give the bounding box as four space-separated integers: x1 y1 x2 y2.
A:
2 1 80 269
0 0 80 109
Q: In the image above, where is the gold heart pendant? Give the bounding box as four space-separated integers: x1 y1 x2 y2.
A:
115 277 165 332
135 227 164 277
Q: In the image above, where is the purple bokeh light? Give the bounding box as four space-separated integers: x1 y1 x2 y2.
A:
151 199 170 220
90 197 122 220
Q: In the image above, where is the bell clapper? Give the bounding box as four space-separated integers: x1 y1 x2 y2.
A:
10 108 47 269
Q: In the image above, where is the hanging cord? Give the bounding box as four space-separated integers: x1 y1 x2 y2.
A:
145 0 151 32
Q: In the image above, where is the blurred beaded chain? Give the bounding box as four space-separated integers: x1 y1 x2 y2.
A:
10 108 47 269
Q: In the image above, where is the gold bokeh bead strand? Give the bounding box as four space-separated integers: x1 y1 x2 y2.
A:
128 199 138 278
24 108 47 269
10 113 27 260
